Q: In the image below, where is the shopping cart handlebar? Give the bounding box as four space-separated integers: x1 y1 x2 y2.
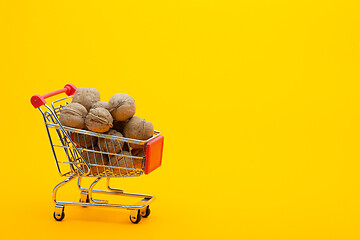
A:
31 84 77 108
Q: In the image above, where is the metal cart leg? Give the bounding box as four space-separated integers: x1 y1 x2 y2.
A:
52 175 75 221
77 176 87 192
53 175 76 203
106 177 123 192
88 177 108 204
77 177 90 205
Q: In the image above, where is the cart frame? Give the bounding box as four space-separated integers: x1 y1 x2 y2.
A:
31 84 164 223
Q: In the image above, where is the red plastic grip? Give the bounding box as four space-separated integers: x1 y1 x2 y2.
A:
31 84 77 108
144 135 164 175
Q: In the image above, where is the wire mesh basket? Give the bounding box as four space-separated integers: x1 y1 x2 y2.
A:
45 96 162 178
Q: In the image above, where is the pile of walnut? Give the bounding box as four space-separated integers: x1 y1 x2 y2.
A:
58 88 154 175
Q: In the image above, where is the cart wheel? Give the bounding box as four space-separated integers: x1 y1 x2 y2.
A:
80 196 90 207
81 195 90 203
129 210 141 224
80 192 90 206
141 206 151 218
53 210 65 221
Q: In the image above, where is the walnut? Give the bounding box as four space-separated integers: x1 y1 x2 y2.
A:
108 93 136 121
72 133 97 148
108 151 142 175
123 116 154 149
91 101 109 110
72 88 100 111
85 107 113 133
59 103 87 129
98 129 124 153
80 147 109 175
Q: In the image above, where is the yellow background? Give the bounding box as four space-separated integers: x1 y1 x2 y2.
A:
1 0 360 239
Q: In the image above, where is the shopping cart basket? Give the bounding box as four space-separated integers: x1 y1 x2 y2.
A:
30 84 164 223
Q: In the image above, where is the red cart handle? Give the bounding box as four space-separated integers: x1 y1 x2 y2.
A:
31 84 77 108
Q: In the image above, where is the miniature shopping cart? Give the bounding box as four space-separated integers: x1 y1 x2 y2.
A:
30 84 164 224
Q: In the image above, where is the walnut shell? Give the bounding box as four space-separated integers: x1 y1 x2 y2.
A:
123 116 154 149
72 88 101 111
131 149 145 169
108 151 142 175
85 107 113 133
112 120 128 134
122 142 130 152
72 133 97 148
98 129 124 153
131 148 145 158
91 101 109 110
59 103 87 129
80 148 109 175
108 93 136 121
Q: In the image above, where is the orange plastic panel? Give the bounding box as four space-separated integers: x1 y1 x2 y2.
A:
144 135 164 174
